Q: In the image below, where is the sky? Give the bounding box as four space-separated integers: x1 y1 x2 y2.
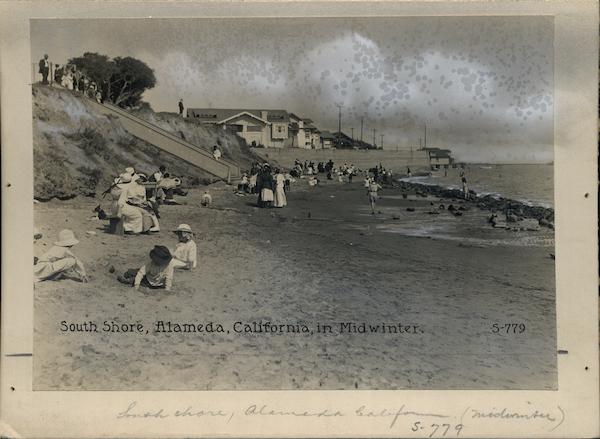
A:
31 17 554 163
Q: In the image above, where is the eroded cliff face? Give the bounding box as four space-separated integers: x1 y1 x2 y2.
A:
32 85 255 200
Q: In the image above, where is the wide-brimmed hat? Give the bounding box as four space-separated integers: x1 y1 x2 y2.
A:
118 173 132 184
125 167 135 175
149 245 172 264
54 229 79 247
172 223 193 234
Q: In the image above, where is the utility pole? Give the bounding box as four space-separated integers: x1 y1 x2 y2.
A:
336 104 342 148
360 117 364 143
351 127 354 147
419 137 422 149
424 122 427 149
380 134 384 150
372 128 376 149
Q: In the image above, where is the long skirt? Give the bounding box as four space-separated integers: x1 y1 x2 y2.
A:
274 185 287 207
261 188 274 202
121 204 144 234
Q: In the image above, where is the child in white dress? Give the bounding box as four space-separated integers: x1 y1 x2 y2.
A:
171 224 197 270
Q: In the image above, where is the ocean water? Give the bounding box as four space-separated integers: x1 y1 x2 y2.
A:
403 164 554 208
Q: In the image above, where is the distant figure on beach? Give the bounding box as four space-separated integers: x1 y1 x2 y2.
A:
248 172 257 194
201 190 212 207
273 169 287 208
367 180 383 214
238 173 249 192
34 229 88 283
39 54 50 85
171 224 197 270
461 175 469 199
178 99 184 116
213 145 222 161
260 166 275 208
118 245 175 291
407 166 412 178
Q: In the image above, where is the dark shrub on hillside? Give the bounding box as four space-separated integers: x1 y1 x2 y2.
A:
66 127 108 156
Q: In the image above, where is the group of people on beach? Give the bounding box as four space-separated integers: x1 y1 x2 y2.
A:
33 162 201 291
238 163 288 208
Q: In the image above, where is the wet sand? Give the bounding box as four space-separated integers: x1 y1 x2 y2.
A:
33 178 557 390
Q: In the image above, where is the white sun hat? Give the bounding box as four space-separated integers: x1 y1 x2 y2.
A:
54 229 79 247
173 223 193 234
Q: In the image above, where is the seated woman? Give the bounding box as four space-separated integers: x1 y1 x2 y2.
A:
34 229 88 283
125 174 161 232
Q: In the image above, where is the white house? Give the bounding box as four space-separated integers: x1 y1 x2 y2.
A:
187 108 290 148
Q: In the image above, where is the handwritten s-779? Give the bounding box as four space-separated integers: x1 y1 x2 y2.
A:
411 421 463 437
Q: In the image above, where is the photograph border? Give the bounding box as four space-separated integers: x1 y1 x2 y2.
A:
1 1 598 437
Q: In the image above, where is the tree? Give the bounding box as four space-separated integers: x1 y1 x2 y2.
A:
69 52 116 92
68 52 156 108
110 57 156 107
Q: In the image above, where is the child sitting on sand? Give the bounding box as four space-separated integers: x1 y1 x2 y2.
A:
117 245 175 291
171 224 197 270
201 190 212 207
34 229 88 283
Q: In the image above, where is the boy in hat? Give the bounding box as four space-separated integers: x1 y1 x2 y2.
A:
118 245 175 291
34 229 88 283
171 224 197 270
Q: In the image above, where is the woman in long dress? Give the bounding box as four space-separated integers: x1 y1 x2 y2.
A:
260 167 274 208
273 169 287 208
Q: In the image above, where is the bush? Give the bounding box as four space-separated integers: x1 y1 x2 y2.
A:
66 127 108 156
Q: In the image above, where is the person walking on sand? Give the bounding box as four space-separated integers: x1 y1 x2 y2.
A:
461 174 469 200
38 54 50 85
367 180 383 215
178 99 184 116
407 166 412 178
118 245 175 291
274 169 287 208
171 224 197 270
34 229 88 283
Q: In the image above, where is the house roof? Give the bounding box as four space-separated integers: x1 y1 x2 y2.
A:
187 108 289 123
320 130 337 140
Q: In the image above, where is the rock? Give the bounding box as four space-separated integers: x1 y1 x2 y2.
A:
108 265 115 273
406 207 415 212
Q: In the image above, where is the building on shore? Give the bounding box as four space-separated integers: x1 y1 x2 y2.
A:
331 131 375 149
187 108 291 148
423 147 454 168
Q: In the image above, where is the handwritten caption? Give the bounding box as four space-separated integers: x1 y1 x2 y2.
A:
116 401 564 435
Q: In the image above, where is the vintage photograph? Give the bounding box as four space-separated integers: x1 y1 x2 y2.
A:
31 16 556 391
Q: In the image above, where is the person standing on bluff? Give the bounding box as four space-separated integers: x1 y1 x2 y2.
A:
39 54 50 85
178 99 184 116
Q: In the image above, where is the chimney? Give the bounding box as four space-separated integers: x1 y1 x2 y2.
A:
261 110 268 121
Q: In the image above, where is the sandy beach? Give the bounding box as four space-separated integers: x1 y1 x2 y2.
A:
33 177 556 390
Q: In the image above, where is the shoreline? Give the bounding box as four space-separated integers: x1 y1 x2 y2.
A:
393 178 554 228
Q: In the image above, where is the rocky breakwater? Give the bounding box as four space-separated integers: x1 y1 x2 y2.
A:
394 180 555 230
